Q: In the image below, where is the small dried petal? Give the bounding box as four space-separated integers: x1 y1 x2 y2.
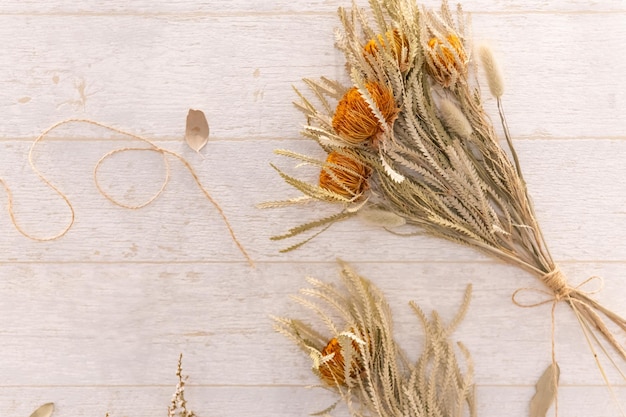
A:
426 34 468 87
319 151 371 199
332 82 398 145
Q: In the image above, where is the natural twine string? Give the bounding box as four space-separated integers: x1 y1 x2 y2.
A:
512 266 604 417
2 118 253 266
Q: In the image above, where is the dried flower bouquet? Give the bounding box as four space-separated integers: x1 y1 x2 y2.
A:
264 0 626 385
274 262 475 417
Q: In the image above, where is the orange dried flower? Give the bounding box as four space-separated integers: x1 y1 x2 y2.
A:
332 82 398 145
426 34 468 87
363 29 409 70
319 151 371 199
318 336 363 386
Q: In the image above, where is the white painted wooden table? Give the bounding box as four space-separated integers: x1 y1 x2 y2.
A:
1 1 625 416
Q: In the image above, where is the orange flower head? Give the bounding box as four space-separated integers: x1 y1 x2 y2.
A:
426 34 468 87
332 82 398 145
363 29 409 70
319 151 371 200
318 336 363 386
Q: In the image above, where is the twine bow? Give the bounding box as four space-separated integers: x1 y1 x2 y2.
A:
512 266 604 417
513 267 603 308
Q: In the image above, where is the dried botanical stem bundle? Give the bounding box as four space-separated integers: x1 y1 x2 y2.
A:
264 0 626 394
274 262 475 417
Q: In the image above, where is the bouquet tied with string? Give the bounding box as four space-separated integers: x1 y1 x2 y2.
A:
262 0 626 392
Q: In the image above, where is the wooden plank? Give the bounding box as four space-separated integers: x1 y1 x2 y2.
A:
0 262 624 387
0 2 625 417
0 0 623 14
0 139 625 263
0 14 623 140
1 386 624 417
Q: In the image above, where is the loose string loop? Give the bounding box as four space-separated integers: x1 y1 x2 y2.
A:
94 147 170 209
512 267 605 417
2 118 253 266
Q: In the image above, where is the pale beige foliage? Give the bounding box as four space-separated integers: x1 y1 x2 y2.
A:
274 262 475 417
530 363 560 417
29 403 54 417
357 206 406 228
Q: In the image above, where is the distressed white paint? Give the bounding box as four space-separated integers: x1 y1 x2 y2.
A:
0 1 625 417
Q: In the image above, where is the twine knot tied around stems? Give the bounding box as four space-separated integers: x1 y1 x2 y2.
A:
542 267 570 301
512 268 605 417
512 267 604 308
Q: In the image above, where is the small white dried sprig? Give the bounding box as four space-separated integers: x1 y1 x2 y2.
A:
167 354 197 417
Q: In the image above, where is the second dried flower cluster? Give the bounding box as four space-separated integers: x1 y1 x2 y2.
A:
274 263 475 417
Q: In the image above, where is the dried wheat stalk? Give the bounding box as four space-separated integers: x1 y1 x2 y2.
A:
273 262 475 417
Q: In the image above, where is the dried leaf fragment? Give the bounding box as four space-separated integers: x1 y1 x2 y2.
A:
29 403 54 417
185 109 209 153
357 206 406 228
530 363 560 417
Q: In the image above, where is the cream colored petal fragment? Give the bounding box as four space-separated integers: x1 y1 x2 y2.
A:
380 154 405 183
530 363 560 417
29 403 54 417
185 109 210 153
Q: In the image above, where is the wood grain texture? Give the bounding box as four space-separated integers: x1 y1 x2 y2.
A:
1 139 626 262
0 13 624 140
0 0 624 14
1 262 625 387
4 387 625 417
0 0 625 416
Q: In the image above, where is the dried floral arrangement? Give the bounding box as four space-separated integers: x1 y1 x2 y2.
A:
273 262 475 417
262 0 626 405
24 354 196 417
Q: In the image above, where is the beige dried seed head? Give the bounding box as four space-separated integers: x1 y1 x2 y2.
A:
438 98 473 138
478 45 504 98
